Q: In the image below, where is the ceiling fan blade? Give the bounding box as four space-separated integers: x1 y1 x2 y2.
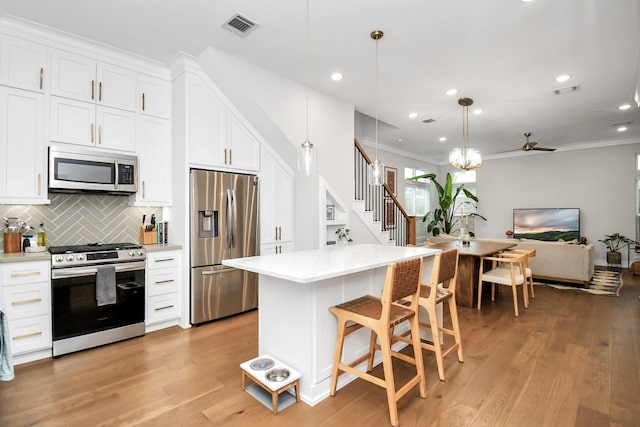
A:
530 146 556 151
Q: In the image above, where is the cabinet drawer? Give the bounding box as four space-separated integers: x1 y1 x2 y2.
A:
147 251 180 269
8 314 52 355
3 281 51 318
146 293 180 325
147 267 179 297
3 261 50 285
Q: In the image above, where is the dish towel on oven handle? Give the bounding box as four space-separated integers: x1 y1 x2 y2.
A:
0 304 15 381
96 265 117 306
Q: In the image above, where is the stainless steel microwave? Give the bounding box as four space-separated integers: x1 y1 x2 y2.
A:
48 146 138 194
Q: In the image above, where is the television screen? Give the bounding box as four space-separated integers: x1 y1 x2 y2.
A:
513 208 580 241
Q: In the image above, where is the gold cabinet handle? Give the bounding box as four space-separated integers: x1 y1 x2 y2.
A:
155 305 174 311
224 148 228 164
91 123 94 143
91 80 95 100
98 124 102 144
39 67 43 90
154 257 175 263
13 331 42 340
10 271 41 278
141 180 145 198
12 297 42 305
229 149 232 165
142 93 145 111
37 173 42 195
155 279 174 285
99 81 102 101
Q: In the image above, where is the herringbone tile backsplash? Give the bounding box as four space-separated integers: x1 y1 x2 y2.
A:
1 194 162 249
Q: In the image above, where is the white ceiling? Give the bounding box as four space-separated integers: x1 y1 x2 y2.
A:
1 0 639 163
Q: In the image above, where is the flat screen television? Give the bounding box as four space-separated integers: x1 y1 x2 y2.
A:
513 208 580 241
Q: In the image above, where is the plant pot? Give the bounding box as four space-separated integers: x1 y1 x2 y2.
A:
606 251 622 265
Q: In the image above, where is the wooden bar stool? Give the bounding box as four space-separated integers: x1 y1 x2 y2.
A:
395 248 463 381
328 257 427 427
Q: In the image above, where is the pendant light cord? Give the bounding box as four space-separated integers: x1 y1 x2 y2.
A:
462 102 468 164
374 34 379 160
305 0 310 143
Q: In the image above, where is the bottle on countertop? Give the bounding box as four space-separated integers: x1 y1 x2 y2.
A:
37 222 46 246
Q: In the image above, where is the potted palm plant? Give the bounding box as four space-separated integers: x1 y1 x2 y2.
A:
598 233 637 264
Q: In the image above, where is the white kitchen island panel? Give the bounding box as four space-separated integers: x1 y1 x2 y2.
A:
223 244 439 405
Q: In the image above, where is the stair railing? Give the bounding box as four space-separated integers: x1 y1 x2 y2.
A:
354 139 415 246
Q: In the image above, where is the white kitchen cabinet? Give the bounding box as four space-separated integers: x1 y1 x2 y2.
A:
138 74 171 119
188 75 259 171
145 249 181 332
0 86 47 204
260 241 294 255
0 260 52 364
259 148 294 246
132 115 171 206
0 35 48 93
50 96 136 152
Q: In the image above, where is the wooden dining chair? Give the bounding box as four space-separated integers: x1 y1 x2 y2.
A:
328 257 427 427
501 248 536 298
394 248 463 381
477 252 529 316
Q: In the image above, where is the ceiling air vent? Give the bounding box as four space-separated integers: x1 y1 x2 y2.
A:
222 13 259 37
553 85 580 95
422 118 436 124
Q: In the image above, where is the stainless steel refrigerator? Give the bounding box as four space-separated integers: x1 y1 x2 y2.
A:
190 169 259 324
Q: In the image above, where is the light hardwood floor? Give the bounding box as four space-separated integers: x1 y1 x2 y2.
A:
1 269 639 426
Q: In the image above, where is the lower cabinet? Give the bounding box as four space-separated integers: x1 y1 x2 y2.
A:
145 249 182 332
0 260 52 365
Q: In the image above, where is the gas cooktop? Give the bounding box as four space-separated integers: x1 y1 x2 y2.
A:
48 242 142 254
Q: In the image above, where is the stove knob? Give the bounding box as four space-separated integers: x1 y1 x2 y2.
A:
137 250 144 256
129 251 134 257
66 254 74 261
76 254 84 261
55 255 63 262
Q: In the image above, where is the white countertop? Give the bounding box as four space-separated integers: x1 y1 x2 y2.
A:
222 243 439 284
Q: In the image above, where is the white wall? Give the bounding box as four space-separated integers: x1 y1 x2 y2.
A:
475 143 640 266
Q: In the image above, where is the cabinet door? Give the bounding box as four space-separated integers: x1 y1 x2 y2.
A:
138 74 171 118
274 162 294 242
135 115 171 205
0 36 47 93
189 78 226 167
227 113 260 171
97 63 136 111
0 87 46 202
50 96 95 147
51 50 96 102
259 152 278 245
96 106 136 152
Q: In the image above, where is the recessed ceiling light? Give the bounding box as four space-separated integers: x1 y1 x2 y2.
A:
473 109 483 115
330 72 343 81
397 138 403 143
522 0 534 3
446 88 458 96
617 126 628 132
439 137 447 142
408 112 418 119
619 103 631 110
556 74 571 82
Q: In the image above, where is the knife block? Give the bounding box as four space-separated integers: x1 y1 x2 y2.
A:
139 226 157 245
3 232 22 253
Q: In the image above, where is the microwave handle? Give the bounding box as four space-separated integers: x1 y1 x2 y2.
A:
114 160 119 190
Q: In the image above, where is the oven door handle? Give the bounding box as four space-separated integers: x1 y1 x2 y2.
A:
52 261 146 279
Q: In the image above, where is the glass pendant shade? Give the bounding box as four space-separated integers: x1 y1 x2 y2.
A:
449 97 482 170
368 159 385 186
298 140 317 176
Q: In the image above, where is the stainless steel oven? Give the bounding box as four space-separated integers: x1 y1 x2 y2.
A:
50 243 146 356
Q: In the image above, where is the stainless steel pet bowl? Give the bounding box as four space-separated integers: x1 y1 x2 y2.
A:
265 368 290 382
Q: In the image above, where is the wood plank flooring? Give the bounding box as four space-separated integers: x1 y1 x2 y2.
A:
1 269 639 426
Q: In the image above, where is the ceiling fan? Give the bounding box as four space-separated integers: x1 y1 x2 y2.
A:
520 132 556 152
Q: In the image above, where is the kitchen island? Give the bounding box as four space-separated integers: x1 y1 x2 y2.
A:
223 243 439 405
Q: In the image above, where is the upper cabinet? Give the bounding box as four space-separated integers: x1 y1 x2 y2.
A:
0 36 48 93
260 148 294 249
187 74 259 171
0 86 47 204
131 114 172 206
49 50 137 152
138 74 171 119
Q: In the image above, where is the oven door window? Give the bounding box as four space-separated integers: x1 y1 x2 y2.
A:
55 158 115 184
52 268 144 340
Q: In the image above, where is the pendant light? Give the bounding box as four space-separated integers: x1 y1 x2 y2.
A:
368 30 385 186
449 97 482 170
297 0 318 176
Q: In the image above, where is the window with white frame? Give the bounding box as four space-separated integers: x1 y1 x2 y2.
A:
452 170 478 234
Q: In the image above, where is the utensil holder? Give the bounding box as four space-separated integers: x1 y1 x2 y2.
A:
3 232 22 253
139 226 157 245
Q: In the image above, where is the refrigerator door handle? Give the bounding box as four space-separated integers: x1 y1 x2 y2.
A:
226 188 237 248
231 188 237 248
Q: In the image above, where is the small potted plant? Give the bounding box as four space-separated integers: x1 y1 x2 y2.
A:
598 233 637 264
335 227 353 244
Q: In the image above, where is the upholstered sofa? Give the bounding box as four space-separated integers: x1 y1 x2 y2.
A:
427 235 595 285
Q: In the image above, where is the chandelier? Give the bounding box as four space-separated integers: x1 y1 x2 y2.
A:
449 97 482 170
368 30 385 186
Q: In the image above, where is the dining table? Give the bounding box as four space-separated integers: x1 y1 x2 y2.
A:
428 240 516 308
